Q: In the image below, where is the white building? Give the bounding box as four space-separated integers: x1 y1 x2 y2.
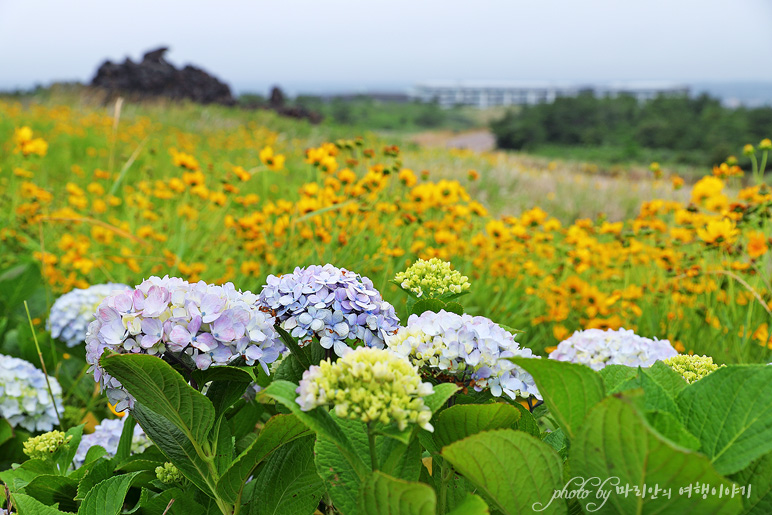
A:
412 81 689 108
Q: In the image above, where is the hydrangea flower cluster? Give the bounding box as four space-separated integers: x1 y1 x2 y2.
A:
0 354 63 432
259 264 400 357
394 258 471 298
86 276 283 410
663 354 723 383
296 347 434 431
386 310 541 400
156 462 185 484
23 430 72 460
73 417 151 467
548 328 678 371
48 283 130 347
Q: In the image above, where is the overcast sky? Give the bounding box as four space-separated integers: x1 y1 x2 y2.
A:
1 0 771 94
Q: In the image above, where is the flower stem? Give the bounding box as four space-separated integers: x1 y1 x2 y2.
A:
438 459 452 515
24 301 63 429
367 422 378 471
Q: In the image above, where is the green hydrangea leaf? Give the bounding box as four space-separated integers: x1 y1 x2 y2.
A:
570 393 742 514
645 411 700 451
600 365 639 393
444 302 464 315
447 494 490 515
729 451 772 515
0 418 13 447
246 436 324 515
100 353 215 446
10 493 72 515
131 403 211 495
76 458 115 500
442 429 565 515
315 435 362 515
434 403 521 449
358 471 436 515
77 471 142 515
677 364 772 475
216 413 312 504
511 358 604 440
423 383 460 414
410 299 447 316
511 402 541 436
131 486 208 515
23 474 78 512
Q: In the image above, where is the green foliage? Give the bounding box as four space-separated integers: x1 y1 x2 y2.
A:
100 353 215 445
571 394 741 514
5 347 772 515
512 358 605 439
3 289 772 515
216 414 312 504
443 429 565 515
247 436 324 515
434 404 523 449
78 471 142 515
359 471 437 515
293 96 478 131
677 364 772 475
730 451 772 515
491 92 772 166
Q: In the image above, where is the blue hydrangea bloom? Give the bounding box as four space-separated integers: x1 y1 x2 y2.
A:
48 283 130 347
259 264 401 357
386 310 541 400
73 417 151 467
0 354 63 431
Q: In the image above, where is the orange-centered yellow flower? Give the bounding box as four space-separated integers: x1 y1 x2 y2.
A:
697 218 739 246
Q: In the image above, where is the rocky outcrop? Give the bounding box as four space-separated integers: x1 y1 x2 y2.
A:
91 47 236 105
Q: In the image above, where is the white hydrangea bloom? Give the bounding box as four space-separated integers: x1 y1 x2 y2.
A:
386 310 541 400
48 283 130 347
549 328 678 371
73 417 151 467
0 354 63 432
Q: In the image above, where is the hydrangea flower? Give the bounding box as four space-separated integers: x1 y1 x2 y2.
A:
73 417 151 467
386 310 541 400
86 276 283 411
0 354 63 431
549 328 678 371
296 347 434 431
394 258 471 298
48 283 130 347
23 430 72 460
156 462 185 484
663 354 723 383
259 264 400 357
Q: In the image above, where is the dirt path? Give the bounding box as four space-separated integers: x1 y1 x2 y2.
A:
410 129 496 152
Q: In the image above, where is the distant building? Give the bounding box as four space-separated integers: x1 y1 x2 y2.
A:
412 81 689 108
301 92 411 103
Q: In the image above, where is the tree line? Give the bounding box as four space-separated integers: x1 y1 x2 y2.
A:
490 92 772 166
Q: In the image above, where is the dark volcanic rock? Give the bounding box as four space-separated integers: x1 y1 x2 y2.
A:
91 47 236 105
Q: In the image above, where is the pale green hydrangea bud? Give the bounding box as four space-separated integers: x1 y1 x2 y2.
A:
394 258 470 298
296 347 435 431
663 354 723 383
155 462 185 484
23 430 72 460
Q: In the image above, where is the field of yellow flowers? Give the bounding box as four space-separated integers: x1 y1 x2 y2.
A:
2 97 771 365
